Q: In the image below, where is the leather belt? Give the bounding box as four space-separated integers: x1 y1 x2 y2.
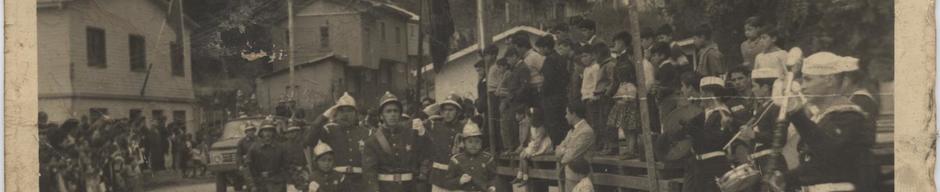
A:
800 182 855 192
695 151 726 160
378 173 414 182
432 162 449 171
333 166 363 173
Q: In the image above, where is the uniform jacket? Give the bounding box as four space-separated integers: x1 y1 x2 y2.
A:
424 119 464 188
444 152 497 191
789 102 875 189
309 170 346 192
311 123 372 170
362 121 430 192
248 139 289 182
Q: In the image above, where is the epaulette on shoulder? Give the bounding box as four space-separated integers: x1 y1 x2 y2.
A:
821 105 868 118
324 123 339 133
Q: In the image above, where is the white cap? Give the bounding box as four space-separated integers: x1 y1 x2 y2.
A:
802 52 857 75
751 68 781 79
461 121 483 138
313 141 333 157
700 76 725 88
323 92 357 118
839 56 860 72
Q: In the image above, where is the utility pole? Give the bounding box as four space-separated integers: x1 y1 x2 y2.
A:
288 0 296 98
476 0 495 156
416 0 426 100
627 0 660 191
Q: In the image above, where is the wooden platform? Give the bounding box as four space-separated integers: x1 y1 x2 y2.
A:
494 113 895 192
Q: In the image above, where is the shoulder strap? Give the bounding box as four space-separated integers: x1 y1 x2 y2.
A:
373 128 394 154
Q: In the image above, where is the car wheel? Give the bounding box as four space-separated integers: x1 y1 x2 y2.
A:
216 172 228 192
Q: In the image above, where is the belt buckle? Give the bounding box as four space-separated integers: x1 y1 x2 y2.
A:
393 174 402 182
345 167 353 173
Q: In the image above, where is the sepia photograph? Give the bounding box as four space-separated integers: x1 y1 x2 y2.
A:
27 0 908 191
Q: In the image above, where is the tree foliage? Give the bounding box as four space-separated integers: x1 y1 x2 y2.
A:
665 0 893 82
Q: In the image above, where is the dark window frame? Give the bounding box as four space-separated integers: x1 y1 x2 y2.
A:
86 27 107 68
320 26 330 48
170 42 185 76
129 34 147 72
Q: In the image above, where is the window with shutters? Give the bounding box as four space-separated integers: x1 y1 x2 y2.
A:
129 35 147 72
86 27 107 67
171 42 184 76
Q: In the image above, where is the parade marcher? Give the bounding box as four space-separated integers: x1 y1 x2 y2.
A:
679 76 735 192
691 24 727 76
840 56 880 119
537 35 571 147
237 123 258 191
775 52 877 192
444 121 498 192
308 142 346 192
726 67 788 192
283 122 311 192
310 92 371 191
556 104 595 192
498 48 530 154
248 122 289 192
724 67 756 165
418 93 468 191
362 92 430 192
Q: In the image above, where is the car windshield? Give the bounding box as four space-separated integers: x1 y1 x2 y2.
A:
220 119 262 140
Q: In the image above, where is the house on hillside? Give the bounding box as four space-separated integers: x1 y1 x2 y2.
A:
38 0 200 131
418 26 548 101
259 0 419 112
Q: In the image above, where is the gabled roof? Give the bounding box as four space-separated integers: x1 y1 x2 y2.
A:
37 0 200 28
260 53 349 79
419 26 549 73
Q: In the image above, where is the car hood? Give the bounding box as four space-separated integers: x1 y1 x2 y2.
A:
211 137 242 150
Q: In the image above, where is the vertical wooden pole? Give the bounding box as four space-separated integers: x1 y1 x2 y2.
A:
288 0 295 98
416 0 425 100
627 0 661 191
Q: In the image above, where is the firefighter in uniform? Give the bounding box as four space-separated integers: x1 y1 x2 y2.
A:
680 76 735 192
238 123 258 191
249 122 289 192
444 121 497 192
362 92 430 192
772 52 876 192
418 93 467 191
308 142 346 192
283 121 310 192
309 92 371 191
